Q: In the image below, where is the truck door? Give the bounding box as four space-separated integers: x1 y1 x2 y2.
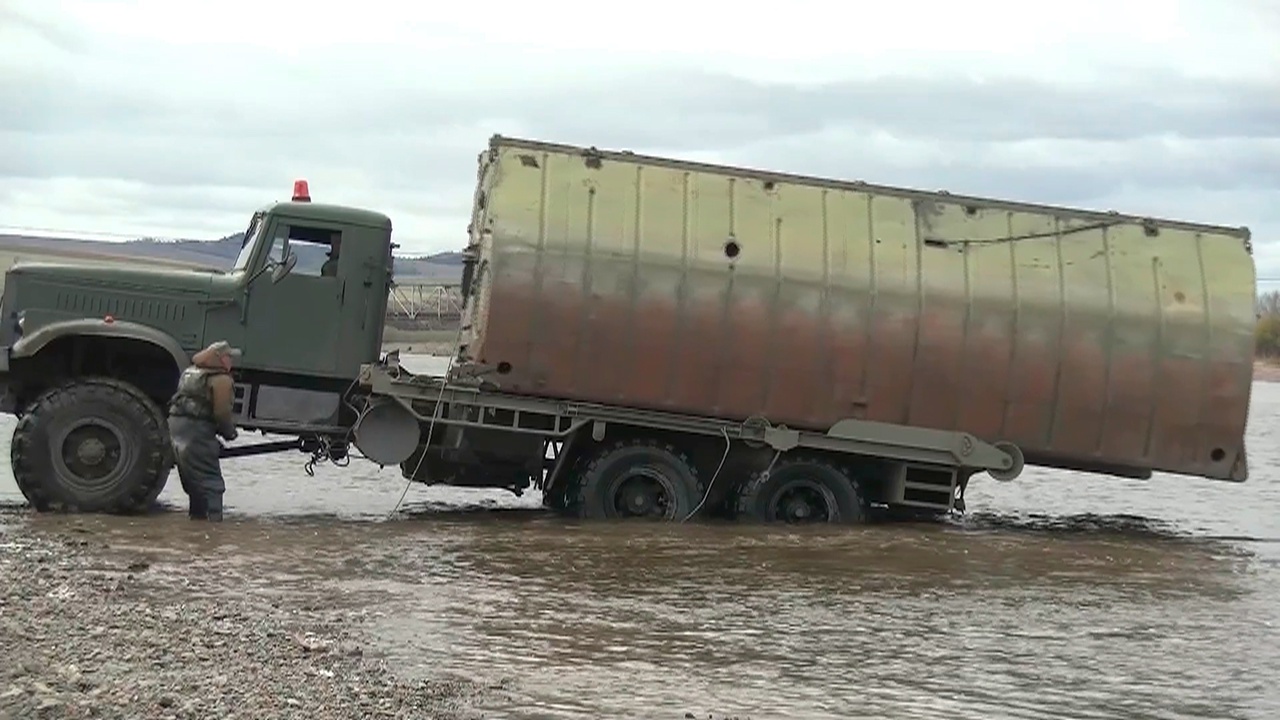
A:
333 228 393 376
242 220 343 376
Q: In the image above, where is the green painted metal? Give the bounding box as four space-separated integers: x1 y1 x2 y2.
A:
0 200 395 380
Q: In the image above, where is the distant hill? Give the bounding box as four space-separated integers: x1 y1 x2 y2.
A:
0 232 465 283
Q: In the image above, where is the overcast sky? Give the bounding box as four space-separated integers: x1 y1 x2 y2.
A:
2 0 1278 277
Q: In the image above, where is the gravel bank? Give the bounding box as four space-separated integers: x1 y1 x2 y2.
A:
0 513 488 720
1255 360 1280 383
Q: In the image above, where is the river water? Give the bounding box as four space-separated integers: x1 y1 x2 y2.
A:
1 355 1278 719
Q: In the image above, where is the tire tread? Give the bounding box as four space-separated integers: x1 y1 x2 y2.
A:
733 455 866 524
10 377 170 514
568 438 705 520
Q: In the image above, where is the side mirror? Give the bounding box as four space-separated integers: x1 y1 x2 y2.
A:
271 252 298 283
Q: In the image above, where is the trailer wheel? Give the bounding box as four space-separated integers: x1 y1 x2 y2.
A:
734 457 865 524
10 378 171 514
571 439 705 521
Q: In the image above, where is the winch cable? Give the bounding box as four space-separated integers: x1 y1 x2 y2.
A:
682 426 781 523
297 375 367 475
683 427 732 522
385 321 466 520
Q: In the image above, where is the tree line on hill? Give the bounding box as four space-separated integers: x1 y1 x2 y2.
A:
1257 290 1280 359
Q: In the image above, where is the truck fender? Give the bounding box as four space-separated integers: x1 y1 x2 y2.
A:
11 318 190 370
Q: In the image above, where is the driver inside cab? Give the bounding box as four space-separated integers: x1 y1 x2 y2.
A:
321 234 341 277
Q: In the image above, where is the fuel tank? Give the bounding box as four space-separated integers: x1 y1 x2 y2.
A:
454 135 1257 482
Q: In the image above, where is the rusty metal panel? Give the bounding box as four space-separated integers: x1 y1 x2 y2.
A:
455 135 1256 482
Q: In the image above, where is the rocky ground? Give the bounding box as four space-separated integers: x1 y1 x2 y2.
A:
1254 360 1280 383
0 512 489 720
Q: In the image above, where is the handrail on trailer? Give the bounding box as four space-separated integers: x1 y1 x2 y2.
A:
355 363 1025 481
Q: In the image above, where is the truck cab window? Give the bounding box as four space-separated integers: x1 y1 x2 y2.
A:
266 235 287 266
229 212 266 273
279 225 341 278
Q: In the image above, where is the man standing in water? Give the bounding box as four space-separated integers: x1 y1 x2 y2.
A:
167 340 240 521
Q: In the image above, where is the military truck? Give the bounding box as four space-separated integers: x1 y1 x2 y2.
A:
0 135 1258 523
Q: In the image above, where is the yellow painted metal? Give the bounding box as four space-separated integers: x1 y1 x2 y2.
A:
458 135 1256 482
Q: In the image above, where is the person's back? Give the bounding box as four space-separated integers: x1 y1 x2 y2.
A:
167 341 239 521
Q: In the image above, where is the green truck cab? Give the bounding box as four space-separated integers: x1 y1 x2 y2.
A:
0 183 397 512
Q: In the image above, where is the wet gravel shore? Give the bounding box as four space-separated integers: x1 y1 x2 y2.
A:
0 512 487 720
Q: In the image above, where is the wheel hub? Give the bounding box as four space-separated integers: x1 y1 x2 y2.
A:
53 418 131 490
611 468 672 519
76 437 108 466
771 480 835 524
783 497 813 521
623 485 657 513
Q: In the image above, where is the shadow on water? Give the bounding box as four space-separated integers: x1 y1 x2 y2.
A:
957 507 1280 551
6 501 1254 602
397 499 550 519
4 495 1257 550
956 509 1185 537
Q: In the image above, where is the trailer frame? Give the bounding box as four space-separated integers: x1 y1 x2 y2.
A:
356 362 1024 515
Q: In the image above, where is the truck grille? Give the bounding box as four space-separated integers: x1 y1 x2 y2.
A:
56 292 186 323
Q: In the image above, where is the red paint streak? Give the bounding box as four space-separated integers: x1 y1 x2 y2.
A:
463 263 1251 481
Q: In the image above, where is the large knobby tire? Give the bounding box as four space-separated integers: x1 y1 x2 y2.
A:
571 439 705 521
11 377 172 514
734 456 866 525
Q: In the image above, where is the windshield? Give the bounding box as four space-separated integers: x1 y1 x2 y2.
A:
229 213 267 273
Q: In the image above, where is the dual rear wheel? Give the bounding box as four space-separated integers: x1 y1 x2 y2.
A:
734 458 865 524
567 439 705 521
552 438 865 525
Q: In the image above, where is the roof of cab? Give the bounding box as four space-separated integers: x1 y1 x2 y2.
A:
256 200 392 230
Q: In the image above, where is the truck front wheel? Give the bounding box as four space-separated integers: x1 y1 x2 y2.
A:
10 378 172 514
571 439 705 521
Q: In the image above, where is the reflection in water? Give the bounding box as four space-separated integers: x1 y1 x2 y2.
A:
378 519 1262 720
0 360 1278 718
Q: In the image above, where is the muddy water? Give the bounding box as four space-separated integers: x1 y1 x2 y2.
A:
2 356 1279 719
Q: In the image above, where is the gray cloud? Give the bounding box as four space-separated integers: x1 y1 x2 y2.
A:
8 63 1278 144
1 12 1277 268
0 4 86 57
7 68 1279 190
510 70 1280 147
